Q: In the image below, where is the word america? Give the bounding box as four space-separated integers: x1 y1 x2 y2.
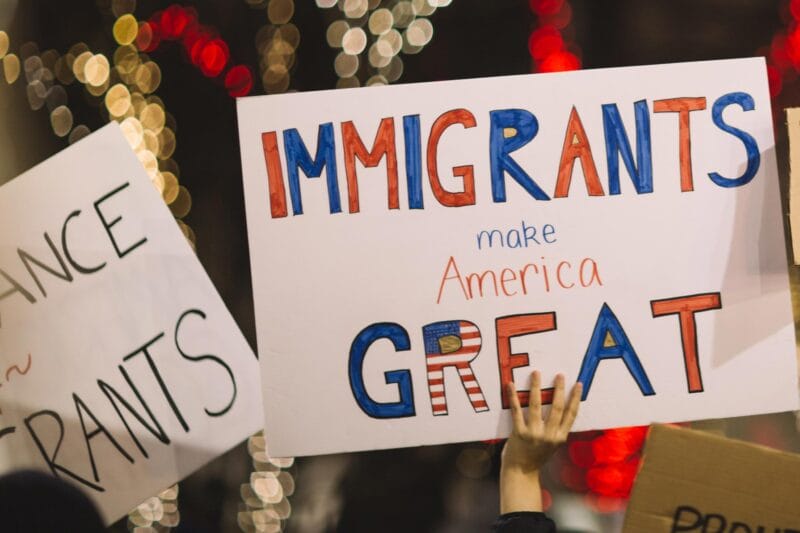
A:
260 92 760 217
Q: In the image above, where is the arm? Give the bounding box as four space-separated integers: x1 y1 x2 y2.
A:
499 371 582 514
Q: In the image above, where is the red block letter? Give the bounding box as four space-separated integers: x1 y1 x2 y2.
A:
496 313 557 408
653 97 707 192
261 131 288 218
342 117 399 213
555 107 603 198
427 109 477 207
651 292 721 393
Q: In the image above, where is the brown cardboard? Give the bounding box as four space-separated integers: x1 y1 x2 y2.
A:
622 424 800 532
787 108 800 265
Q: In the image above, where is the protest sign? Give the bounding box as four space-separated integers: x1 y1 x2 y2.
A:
0 124 262 524
623 424 800 532
237 57 798 457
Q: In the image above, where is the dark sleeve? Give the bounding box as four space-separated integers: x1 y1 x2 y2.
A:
491 511 556 533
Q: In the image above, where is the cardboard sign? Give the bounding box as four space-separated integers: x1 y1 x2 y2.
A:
623 424 800 532
237 57 798 457
0 124 263 523
786 107 800 265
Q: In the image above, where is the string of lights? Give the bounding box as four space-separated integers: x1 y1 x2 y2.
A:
127 485 180 530
236 2 300 530
762 1 799 100
110 4 191 528
237 432 296 532
136 4 254 98
246 0 299 94
0 14 195 249
320 0 452 88
527 0 580 73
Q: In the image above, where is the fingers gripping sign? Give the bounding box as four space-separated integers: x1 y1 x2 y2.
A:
500 372 582 514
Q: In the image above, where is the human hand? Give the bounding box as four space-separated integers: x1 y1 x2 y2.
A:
502 371 583 473
499 371 582 514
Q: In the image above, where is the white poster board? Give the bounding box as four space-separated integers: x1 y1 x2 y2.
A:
237 57 798 458
0 124 262 523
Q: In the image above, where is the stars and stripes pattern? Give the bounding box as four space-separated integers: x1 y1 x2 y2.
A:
422 320 489 416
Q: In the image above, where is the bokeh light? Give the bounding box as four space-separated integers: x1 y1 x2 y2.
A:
528 25 563 60
529 0 580 73
84 54 111 86
0 31 8 59
225 65 254 97
538 50 580 72
342 27 368 55
529 0 564 16
69 124 91 144
323 0 451 87
199 38 229 77
268 0 294 24
3 53 19 83
113 14 139 45
50 105 73 137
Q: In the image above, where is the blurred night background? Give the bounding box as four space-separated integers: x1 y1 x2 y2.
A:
0 1 799 532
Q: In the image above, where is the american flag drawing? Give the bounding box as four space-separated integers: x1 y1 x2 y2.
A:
422 320 489 416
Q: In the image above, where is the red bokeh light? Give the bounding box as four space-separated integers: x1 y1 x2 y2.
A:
140 3 243 94
790 0 800 21
136 20 160 52
528 25 564 60
591 434 630 465
566 426 647 501
160 4 193 40
181 20 205 51
559 462 588 492
199 38 229 77
188 30 212 66
540 2 573 30
770 34 792 71
585 458 638 498
537 50 581 72
225 65 254 97
528 0 577 75
567 439 594 468
786 27 800 69
529 0 564 17
541 488 553 511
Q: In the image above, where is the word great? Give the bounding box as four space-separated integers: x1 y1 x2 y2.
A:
260 92 760 218
348 293 721 418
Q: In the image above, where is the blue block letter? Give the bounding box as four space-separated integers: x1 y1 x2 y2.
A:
403 114 424 209
348 322 415 418
577 303 655 399
708 92 760 188
602 100 653 195
283 123 342 215
489 109 550 202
